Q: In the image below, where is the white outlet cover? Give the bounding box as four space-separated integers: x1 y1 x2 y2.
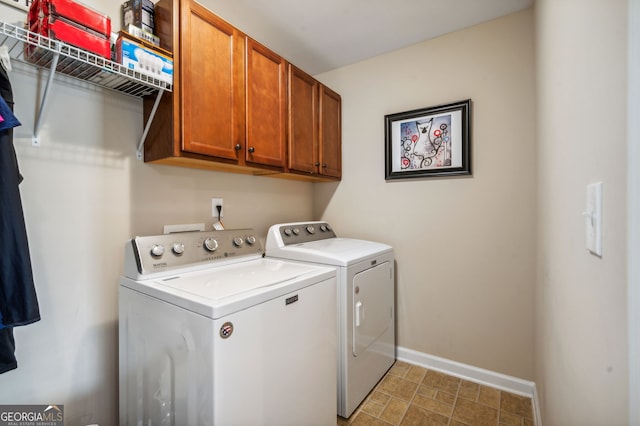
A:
212 198 224 218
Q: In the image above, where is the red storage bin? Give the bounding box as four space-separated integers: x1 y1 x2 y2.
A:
29 15 111 59
29 0 111 37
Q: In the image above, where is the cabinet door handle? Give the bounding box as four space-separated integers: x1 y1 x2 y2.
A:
315 162 320 166
322 163 327 168
235 144 241 151
248 146 255 153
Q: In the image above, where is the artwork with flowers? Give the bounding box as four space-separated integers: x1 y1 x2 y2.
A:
385 100 471 179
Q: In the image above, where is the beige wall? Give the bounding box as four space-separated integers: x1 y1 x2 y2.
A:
315 9 537 380
0 3 313 424
535 0 629 424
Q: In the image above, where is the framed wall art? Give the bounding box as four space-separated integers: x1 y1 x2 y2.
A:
385 99 471 180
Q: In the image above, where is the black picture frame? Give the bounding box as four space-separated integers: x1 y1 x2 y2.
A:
385 99 471 180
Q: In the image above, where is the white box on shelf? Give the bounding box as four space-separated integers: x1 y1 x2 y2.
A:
116 36 173 84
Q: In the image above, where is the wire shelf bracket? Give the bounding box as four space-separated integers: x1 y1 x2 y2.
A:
137 88 164 160
31 49 59 146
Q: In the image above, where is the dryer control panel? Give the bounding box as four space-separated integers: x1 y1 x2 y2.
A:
272 221 336 245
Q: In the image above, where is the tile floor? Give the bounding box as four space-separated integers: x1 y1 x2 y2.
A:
337 361 534 426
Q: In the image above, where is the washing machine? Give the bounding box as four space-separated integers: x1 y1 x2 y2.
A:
119 228 337 425
265 221 395 418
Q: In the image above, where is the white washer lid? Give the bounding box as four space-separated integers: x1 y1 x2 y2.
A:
266 237 393 267
120 258 335 319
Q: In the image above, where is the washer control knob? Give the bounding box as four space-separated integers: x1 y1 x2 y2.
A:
292 227 300 235
233 237 244 247
246 235 257 245
204 238 219 252
306 225 316 234
283 228 292 237
151 244 164 257
172 242 185 255
320 224 329 232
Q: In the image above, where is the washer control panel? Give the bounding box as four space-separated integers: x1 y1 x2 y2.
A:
276 222 336 245
129 229 262 276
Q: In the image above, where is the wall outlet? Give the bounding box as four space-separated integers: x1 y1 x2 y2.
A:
212 198 224 219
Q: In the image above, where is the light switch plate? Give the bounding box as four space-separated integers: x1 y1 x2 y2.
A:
585 182 603 256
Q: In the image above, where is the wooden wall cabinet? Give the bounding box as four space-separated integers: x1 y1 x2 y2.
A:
287 65 319 175
318 84 342 179
287 65 342 180
245 38 287 169
145 0 249 172
180 0 244 162
144 0 340 180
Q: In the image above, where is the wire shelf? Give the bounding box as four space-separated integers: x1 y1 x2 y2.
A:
0 20 172 97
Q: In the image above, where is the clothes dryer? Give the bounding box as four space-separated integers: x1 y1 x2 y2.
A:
265 221 395 418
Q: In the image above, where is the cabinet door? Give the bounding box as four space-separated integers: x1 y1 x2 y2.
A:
319 85 342 178
181 0 245 160
288 65 319 174
287 65 320 174
245 38 286 168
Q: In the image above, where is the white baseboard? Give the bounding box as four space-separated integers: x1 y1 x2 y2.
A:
396 346 542 425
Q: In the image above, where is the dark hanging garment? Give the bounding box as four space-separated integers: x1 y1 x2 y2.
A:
0 327 16 374
0 63 40 374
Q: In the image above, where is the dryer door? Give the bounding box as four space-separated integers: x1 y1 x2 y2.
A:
352 261 393 356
